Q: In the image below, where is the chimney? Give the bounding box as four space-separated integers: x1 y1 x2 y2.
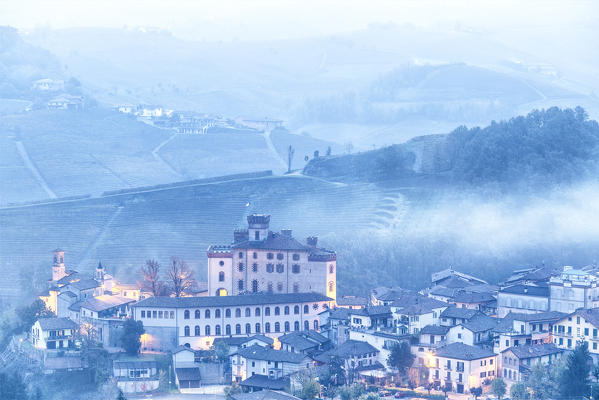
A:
281 229 292 237
306 236 318 247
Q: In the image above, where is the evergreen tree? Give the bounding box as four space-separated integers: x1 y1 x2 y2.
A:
560 341 591 398
120 319 145 355
491 378 506 400
387 341 415 381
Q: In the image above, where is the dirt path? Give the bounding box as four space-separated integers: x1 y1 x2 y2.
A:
152 132 184 179
15 140 57 199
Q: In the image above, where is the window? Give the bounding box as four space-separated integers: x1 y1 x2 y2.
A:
292 264 300 274
594 343 598 350
458 333 462 339
158 311 163 318
184 326 190 336
266 264 274 273
267 253 274 260
226 325 231 335
238 280 244 291
275 307 280 316
284 306 290 315
265 323 271 333
215 309 221 318
255 323 261 333
293 254 300 261
245 308 251 317
235 308 241 318
329 265 334 273
275 322 280 332
225 309 231 318
314 320 319 330
285 322 290 332
293 283 299 293
329 281 335 292
294 321 300 331
195 325 200 336
255 231 260 240
246 323 251 334
585 328 589 336
153 311 157 318
236 324 241 334
195 310 201 319
276 264 284 273
304 321 309 330
141 311 146 318
294 305 300 315
267 282 273 292
239 252 243 258
170 311 175 319
265 307 270 316
253 252 257 259
304 305 309 314
252 263 258 272
238 263 244 272
219 260 224 266
205 325 211 336
215 325 221 335
277 282 283 292
277 253 284 260
219 271 225 282
313 303 319 310
577 316 581 324
184 310 190 319
255 307 261 316
252 280 258 293
205 309 210 319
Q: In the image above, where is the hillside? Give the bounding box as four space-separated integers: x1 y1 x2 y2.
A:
304 107 599 188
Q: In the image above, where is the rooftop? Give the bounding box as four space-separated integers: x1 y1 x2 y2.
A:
434 342 495 361
503 344 563 359
133 292 331 308
37 317 78 331
421 325 450 335
80 295 135 312
499 284 549 297
237 345 307 363
232 389 300 400
440 306 481 320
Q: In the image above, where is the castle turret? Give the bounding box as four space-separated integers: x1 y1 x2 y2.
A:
51 249 67 281
247 214 270 241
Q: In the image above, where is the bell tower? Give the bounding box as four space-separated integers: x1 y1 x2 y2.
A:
247 214 270 241
51 248 67 281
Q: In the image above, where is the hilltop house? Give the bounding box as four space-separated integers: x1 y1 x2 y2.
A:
426 342 497 394
47 94 84 110
207 214 337 301
31 317 78 350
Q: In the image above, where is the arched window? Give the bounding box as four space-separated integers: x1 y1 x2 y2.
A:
252 263 258 272
285 321 290 332
265 307 270 316
329 264 334 273
253 252 257 259
215 325 221 335
238 280 244 291
205 325 211 336
235 324 241 335
225 309 231 318
276 264 284 273
329 281 335 292
294 305 300 315
293 283 299 293
235 308 241 318
304 321 309 330
195 325 200 336
255 307 261 316
195 310 201 319
252 280 258 292
284 306 290 315
219 271 225 282
245 323 251 334
266 264 274 273
184 310 190 319
239 252 243 259
238 263 244 272
294 321 300 331
275 322 280 332
255 323 261 333
304 305 309 314
314 320 319 330
277 282 283 292
205 309 211 319
245 308 251 317
184 326 190 336
265 323 271 333
226 325 231 335
215 309 221 318
275 307 280 316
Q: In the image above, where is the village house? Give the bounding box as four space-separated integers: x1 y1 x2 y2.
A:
445 314 497 347
502 266 554 288
500 344 562 385
391 296 447 334
47 94 84 110
314 339 381 381
439 307 482 327
31 317 78 350
553 308 599 359
213 335 274 356
318 307 350 345
497 284 550 317
348 306 393 331
449 291 496 313
207 215 337 302
493 311 565 353
278 330 331 356
336 295 368 309
232 344 312 384
112 358 160 393
349 329 411 370
549 266 599 313
132 292 332 351
32 78 64 91
426 342 497 394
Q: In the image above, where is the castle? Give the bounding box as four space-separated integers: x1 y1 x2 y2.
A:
207 214 337 302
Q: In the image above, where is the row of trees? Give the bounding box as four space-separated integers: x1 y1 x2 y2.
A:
138 257 195 297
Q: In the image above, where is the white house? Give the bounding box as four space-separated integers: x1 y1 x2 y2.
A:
31 317 78 350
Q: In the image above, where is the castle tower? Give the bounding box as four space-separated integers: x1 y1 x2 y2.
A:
247 214 270 241
51 249 67 281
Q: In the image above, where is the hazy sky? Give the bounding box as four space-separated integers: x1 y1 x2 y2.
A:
1 0 597 42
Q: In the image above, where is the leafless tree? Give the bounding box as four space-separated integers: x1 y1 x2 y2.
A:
287 145 295 173
167 257 195 297
139 259 164 296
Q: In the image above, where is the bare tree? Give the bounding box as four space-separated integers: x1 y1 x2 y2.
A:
287 145 295 173
167 257 195 297
139 259 164 296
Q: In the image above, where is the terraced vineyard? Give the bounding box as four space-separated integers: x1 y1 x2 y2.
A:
0 174 411 303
